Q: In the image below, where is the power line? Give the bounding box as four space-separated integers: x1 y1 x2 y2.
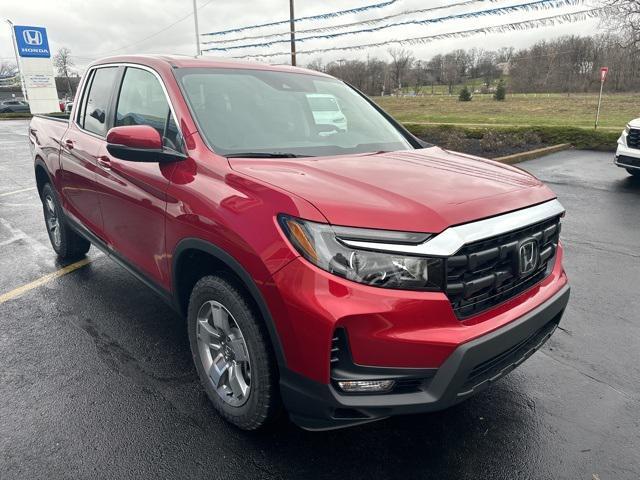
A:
201 0 398 37
203 0 584 52
92 0 214 57
205 0 500 45
225 7 606 59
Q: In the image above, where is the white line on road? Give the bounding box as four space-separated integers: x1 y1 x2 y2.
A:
0 216 52 259
0 257 95 304
0 187 36 197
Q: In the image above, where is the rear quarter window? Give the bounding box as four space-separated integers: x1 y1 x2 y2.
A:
79 67 118 137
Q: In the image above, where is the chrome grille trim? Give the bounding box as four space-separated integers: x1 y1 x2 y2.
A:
339 199 565 257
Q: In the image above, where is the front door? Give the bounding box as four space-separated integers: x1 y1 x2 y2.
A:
94 66 184 289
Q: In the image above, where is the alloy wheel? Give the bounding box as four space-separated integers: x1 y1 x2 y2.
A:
44 194 61 248
196 300 252 407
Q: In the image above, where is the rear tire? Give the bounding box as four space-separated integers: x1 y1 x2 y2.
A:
41 183 91 260
187 275 282 430
626 168 640 177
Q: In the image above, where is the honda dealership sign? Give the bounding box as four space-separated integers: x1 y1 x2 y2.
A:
13 25 59 114
14 26 51 58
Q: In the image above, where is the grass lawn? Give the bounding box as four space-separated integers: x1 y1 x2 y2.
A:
374 93 640 130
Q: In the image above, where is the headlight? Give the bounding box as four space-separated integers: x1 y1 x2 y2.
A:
278 215 444 291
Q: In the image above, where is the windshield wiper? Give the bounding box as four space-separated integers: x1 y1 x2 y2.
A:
225 152 313 158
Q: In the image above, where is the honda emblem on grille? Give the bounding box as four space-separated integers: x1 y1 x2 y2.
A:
518 239 539 277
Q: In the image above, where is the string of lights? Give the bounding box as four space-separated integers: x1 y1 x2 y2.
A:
202 0 501 45
223 7 605 60
201 0 398 37
202 0 583 52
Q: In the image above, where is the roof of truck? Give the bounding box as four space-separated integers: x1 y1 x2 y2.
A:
91 54 331 78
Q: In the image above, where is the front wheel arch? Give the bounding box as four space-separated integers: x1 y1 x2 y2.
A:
172 238 287 370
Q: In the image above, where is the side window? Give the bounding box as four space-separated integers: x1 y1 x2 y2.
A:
82 67 118 136
77 69 94 128
115 67 183 152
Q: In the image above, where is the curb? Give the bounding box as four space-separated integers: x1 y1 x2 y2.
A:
402 122 621 131
493 144 572 164
0 116 32 121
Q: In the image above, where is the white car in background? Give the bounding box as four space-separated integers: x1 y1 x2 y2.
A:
615 118 640 177
306 93 348 132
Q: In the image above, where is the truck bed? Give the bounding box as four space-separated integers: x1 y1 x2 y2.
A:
29 115 71 178
35 113 70 123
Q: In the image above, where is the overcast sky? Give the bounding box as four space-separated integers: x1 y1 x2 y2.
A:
1 0 603 72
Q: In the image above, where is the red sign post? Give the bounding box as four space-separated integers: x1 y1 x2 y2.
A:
595 67 609 129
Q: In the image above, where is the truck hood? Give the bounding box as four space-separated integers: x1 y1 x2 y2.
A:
627 118 640 128
229 147 556 233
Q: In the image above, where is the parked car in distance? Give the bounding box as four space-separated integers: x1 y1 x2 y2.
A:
615 119 640 177
0 99 29 113
58 100 73 113
29 55 570 431
306 93 347 132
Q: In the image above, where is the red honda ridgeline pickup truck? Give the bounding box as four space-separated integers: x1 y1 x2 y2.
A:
29 55 569 430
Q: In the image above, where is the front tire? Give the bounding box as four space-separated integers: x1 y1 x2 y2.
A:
626 168 640 177
187 275 282 430
41 183 91 260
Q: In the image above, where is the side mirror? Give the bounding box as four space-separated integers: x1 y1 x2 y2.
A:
106 125 185 163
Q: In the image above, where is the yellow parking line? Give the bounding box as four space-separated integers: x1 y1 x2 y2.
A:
0 187 37 197
0 257 93 304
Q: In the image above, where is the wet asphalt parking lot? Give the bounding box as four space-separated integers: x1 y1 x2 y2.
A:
0 119 639 479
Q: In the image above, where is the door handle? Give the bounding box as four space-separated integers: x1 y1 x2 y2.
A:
64 139 74 150
97 156 111 170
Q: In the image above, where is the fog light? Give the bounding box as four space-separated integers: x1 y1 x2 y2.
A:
337 379 395 393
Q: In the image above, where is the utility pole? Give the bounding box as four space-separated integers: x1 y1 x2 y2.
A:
289 0 296 66
5 19 28 102
193 0 201 57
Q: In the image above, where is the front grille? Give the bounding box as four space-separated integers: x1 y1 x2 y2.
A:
627 128 640 149
618 155 640 168
459 315 560 395
446 215 561 319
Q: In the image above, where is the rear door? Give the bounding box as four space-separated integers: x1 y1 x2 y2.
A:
94 65 183 289
59 66 119 239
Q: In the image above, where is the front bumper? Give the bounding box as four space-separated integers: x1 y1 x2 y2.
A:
615 134 640 170
280 284 570 430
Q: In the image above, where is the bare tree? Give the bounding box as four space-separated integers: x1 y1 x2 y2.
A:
495 47 515 63
410 60 430 95
441 53 462 94
304 31 640 97
306 58 324 72
604 0 640 52
53 47 74 97
387 48 413 94
0 61 17 79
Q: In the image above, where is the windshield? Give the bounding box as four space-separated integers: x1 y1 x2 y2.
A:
307 95 341 112
176 68 413 157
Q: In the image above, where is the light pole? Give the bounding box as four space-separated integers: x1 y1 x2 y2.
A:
5 19 28 102
289 0 296 66
193 0 201 57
